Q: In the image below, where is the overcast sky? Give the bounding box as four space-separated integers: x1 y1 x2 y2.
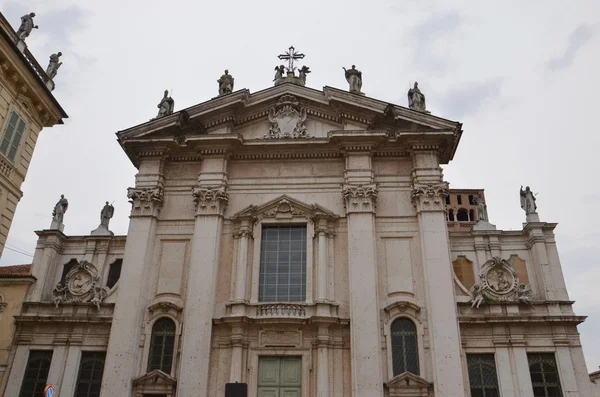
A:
3 0 599 371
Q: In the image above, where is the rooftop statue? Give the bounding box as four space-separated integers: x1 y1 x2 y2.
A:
274 46 307 86
156 90 174 118
46 52 63 80
474 195 488 222
407 82 428 113
343 65 362 94
52 194 68 224
298 66 310 86
273 65 285 82
16 12 38 41
520 185 537 215
217 69 234 96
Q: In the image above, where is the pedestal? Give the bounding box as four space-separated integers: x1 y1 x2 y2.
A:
49 220 64 232
90 225 114 236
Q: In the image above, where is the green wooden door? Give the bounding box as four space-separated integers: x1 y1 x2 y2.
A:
258 357 302 397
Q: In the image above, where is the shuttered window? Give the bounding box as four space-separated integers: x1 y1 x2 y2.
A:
467 354 499 397
1 111 26 162
391 318 419 376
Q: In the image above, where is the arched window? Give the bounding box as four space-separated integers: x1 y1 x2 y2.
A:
457 208 469 222
391 318 419 376
147 318 176 374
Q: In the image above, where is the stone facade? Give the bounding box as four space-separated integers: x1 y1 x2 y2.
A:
1 82 596 397
0 12 67 257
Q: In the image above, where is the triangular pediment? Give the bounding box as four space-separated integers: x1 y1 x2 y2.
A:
232 195 338 221
133 369 177 386
386 372 433 396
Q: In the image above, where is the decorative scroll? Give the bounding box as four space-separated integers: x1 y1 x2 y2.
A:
262 95 310 139
469 257 534 308
342 184 378 214
127 187 164 216
192 186 228 215
53 260 108 310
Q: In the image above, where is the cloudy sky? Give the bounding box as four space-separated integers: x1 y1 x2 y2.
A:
3 0 599 371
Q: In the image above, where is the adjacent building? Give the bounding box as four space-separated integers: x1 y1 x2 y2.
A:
0 12 67 257
0 54 596 397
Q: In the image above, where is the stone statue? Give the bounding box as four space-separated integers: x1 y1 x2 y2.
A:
298 66 310 86
407 82 428 112
517 283 534 307
45 52 62 79
470 284 486 309
16 12 38 41
100 202 114 227
53 282 67 308
90 286 106 310
343 65 362 94
274 65 285 82
520 186 537 215
474 195 488 222
52 194 68 223
156 90 174 118
217 69 234 96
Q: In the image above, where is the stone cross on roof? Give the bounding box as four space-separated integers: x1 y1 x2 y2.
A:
278 46 305 73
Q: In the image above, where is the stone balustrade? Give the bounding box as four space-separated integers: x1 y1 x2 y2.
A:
256 303 307 318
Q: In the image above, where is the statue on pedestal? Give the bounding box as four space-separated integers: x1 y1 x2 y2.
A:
343 65 362 94
217 70 234 96
298 66 311 86
52 195 68 223
46 52 62 80
16 13 38 41
273 65 285 82
474 195 488 222
407 82 428 113
156 90 174 118
520 186 537 215
91 201 114 236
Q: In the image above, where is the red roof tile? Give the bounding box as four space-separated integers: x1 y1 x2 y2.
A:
0 264 32 278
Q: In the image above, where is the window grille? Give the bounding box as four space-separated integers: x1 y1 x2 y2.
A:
148 318 176 374
0 111 26 162
391 318 419 376
18 350 53 397
467 354 499 397
106 259 122 288
74 352 106 397
258 225 307 302
528 353 563 397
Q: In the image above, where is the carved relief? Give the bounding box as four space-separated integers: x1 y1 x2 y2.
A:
411 182 449 211
233 195 337 225
469 257 534 308
127 187 164 216
262 95 311 139
342 184 378 214
259 330 302 347
192 186 228 215
52 260 108 310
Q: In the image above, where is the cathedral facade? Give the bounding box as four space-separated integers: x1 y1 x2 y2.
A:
1 64 595 397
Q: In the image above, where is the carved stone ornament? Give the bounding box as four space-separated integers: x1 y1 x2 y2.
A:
342 184 379 214
127 187 164 216
411 182 449 211
52 260 108 310
469 257 533 308
192 186 228 215
262 95 310 139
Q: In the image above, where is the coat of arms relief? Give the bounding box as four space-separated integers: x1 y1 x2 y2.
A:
262 95 311 139
53 260 108 310
469 257 533 308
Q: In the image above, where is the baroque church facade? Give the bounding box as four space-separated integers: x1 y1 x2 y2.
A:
1 52 596 397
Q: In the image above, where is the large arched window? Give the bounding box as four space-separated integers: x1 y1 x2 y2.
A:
147 318 176 374
391 318 419 376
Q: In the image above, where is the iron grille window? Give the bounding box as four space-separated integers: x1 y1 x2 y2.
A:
391 318 419 376
467 354 499 397
258 225 307 302
148 318 176 374
528 353 563 397
74 352 106 397
18 350 53 397
106 259 122 288
0 111 26 162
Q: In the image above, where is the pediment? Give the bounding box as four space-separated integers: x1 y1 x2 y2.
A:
133 369 177 386
232 195 338 222
386 372 433 395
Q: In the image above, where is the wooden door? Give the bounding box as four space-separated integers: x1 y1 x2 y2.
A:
257 357 302 397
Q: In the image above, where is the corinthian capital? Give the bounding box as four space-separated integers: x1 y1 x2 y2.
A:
411 182 448 212
342 184 378 214
192 186 229 216
127 186 164 217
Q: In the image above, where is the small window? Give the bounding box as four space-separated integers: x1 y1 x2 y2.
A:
528 353 563 397
0 111 27 162
391 318 419 376
60 259 78 285
469 209 475 222
467 354 499 397
469 195 475 205
445 195 451 205
447 209 455 221
258 225 307 302
74 352 106 397
18 350 53 397
106 259 122 289
457 195 463 205
148 318 176 374
457 208 469 222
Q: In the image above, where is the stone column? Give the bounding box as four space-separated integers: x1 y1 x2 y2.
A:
513 346 534 397
555 345 579 396
177 154 229 397
233 221 251 303
229 325 247 383
494 345 516 396
315 325 330 397
342 182 384 397
411 150 466 397
100 185 164 397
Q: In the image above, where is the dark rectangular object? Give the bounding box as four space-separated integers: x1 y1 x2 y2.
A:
225 382 248 397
